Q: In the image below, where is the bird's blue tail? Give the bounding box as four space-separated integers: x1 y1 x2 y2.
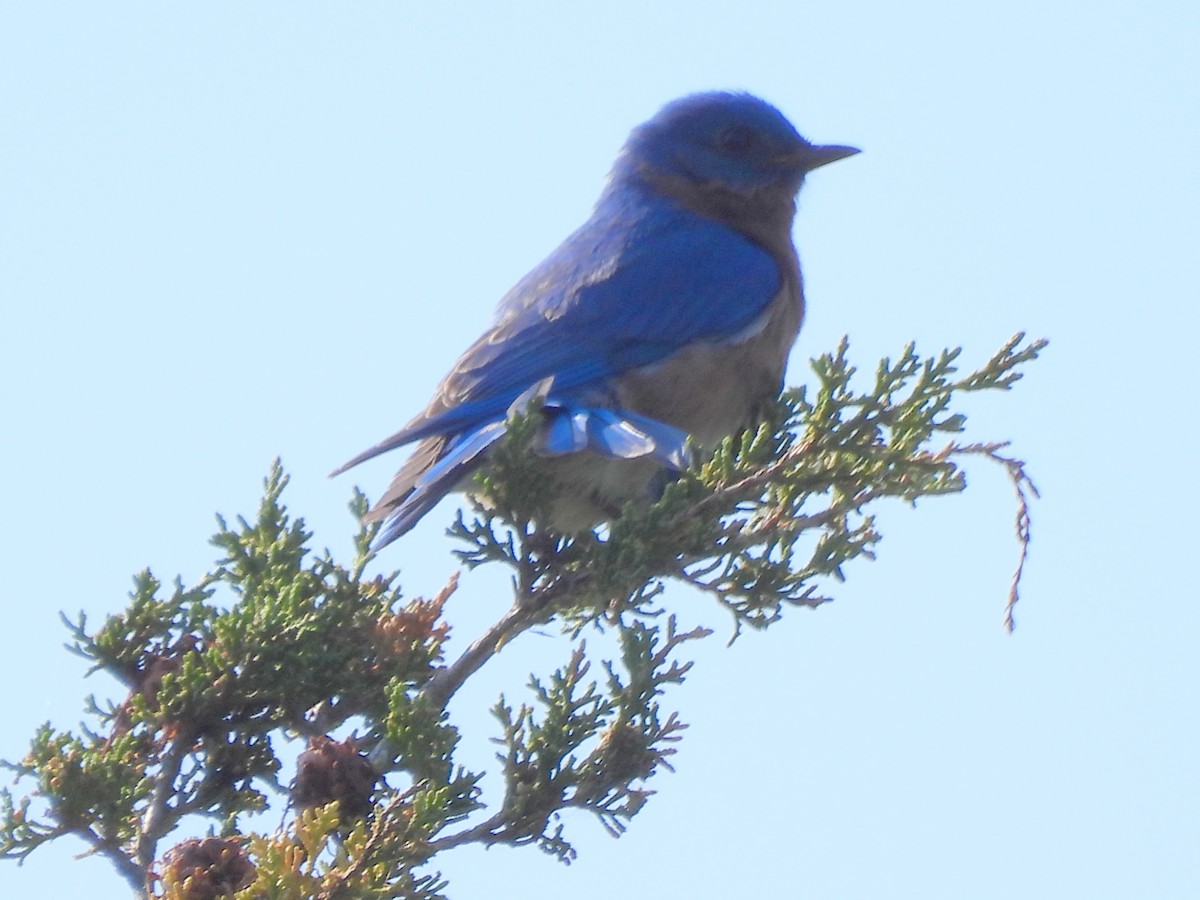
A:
374 401 692 546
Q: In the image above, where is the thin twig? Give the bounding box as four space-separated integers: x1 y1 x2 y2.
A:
425 811 511 853
953 442 1040 632
421 575 577 710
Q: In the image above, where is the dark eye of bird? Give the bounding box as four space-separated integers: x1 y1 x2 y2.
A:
716 125 760 156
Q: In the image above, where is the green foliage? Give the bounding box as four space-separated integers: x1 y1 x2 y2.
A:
483 618 700 862
2 468 461 896
0 336 1044 899
454 333 1042 635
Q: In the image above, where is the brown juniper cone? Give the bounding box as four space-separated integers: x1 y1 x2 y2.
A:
110 635 203 736
162 837 256 900
292 735 378 820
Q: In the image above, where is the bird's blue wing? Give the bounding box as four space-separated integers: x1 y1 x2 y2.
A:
333 196 782 475
479 205 779 385
432 203 777 419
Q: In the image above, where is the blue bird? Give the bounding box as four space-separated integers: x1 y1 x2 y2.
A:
334 92 857 547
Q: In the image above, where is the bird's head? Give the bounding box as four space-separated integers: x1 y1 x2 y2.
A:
614 92 858 220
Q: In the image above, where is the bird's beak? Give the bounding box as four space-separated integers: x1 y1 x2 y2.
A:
801 143 860 172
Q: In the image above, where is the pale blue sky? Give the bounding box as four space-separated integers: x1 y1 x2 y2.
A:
3 3 1198 898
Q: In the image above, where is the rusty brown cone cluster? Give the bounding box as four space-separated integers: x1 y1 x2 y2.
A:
161 837 256 899
291 735 379 820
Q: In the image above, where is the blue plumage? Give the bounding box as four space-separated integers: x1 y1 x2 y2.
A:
333 92 857 546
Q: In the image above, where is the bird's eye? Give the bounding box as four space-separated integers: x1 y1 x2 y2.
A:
716 125 760 155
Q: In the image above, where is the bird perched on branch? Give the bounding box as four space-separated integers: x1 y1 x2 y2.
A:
334 92 857 547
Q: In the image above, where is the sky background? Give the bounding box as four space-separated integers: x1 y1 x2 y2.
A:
3 2 1198 898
